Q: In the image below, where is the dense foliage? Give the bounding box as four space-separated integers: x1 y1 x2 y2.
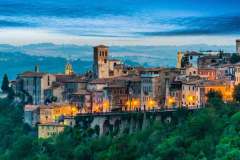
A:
230 53 240 64
0 96 240 160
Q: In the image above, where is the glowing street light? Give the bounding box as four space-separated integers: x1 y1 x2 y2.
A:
187 95 194 103
147 99 156 110
103 100 110 112
167 96 175 108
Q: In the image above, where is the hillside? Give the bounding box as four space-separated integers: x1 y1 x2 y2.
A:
0 96 239 159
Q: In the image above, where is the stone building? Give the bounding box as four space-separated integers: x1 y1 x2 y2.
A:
24 105 39 127
16 66 56 105
216 64 235 81
139 67 180 108
92 45 130 79
44 82 64 103
93 45 110 79
57 76 88 102
166 81 182 108
39 103 78 124
182 79 233 108
185 66 198 76
234 63 240 85
198 68 217 80
104 76 141 111
38 123 65 139
70 90 92 112
87 79 110 113
140 73 160 110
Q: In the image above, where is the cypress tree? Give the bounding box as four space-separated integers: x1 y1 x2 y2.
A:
1 74 9 93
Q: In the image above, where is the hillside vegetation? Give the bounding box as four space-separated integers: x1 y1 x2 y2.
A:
0 95 240 160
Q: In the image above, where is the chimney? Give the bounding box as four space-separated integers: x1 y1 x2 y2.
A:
35 65 40 72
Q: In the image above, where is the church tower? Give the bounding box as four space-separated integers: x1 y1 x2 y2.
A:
176 51 183 69
93 45 109 79
65 63 74 75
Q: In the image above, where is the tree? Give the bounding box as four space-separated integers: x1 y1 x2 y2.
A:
207 90 222 100
1 74 9 93
51 96 57 102
7 87 15 100
233 84 240 102
230 53 240 64
206 90 223 107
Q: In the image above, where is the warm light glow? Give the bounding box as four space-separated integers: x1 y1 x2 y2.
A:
167 96 175 108
103 100 110 112
53 105 78 117
126 98 140 111
205 85 234 102
92 103 101 113
147 99 156 110
186 95 194 104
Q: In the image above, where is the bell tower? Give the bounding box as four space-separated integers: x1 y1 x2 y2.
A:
93 45 109 79
65 62 74 75
176 51 183 69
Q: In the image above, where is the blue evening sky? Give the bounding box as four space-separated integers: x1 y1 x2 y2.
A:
0 0 239 45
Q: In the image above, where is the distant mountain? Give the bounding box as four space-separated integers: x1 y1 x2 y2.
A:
0 52 92 82
0 51 141 83
0 43 236 82
0 43 235 65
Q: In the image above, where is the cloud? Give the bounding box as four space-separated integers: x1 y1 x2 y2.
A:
0 1 239 45
0 20 32 28
139 16 240 36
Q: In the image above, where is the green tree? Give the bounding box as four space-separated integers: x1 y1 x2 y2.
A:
230 53 240 64
206 90 223 108
207 90 222 100
7 87 15 100
51 96 57 102
233 84 240 102
1 74 9 93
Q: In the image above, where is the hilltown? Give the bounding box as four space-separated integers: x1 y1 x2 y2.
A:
9 40 240 138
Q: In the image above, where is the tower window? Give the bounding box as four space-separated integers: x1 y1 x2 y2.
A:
48 75 50 86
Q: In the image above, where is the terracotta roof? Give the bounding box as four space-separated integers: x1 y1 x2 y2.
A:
113 75 141 82
61 78 88 83
183 79 230 86
24 105 39 111
198 67 216 70
89 78 111 84
198 80 230 87
72 90 90 95
56 74 88 83
139 67 163 72
218 63 234 68
20 71 46 78
105 84 125 88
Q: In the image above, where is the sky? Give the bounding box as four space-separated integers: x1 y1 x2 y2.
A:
0 0 240 45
